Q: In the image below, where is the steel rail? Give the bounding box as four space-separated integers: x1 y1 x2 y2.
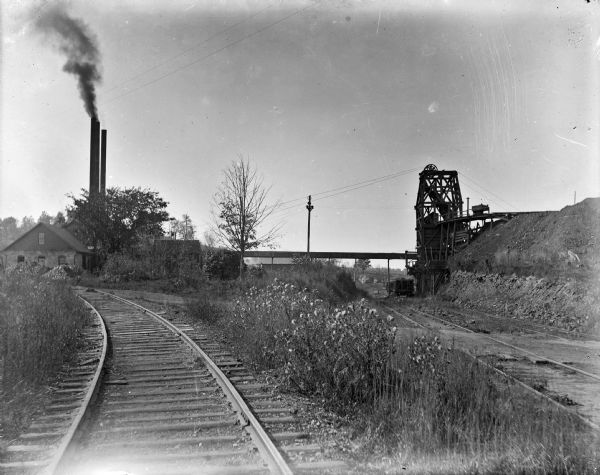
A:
382 304 600 433
445 305 600 342
96 289 293 475
42 295 108 475
410 306 600 383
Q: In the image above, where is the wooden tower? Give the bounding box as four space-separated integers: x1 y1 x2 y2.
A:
412 164 469 295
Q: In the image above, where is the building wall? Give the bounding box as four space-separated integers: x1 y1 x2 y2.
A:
2 250 81 268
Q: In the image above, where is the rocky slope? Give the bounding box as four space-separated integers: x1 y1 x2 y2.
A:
440 198 600 333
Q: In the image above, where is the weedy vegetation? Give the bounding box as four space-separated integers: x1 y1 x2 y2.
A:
209 263 599 473
0 267 89 439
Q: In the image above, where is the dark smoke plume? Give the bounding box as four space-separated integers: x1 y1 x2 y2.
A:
35 4 102 118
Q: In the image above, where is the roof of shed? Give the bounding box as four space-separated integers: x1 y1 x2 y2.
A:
1 222 92 254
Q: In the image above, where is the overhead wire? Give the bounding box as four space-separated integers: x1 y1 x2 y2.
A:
313 168 417 203
103 4 313 106
270 167 419 216
459 172 519 211
102 5 273 97
275 167 420 207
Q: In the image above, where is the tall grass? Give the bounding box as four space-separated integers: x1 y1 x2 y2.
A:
221 279 600 472
0 268 89 437
252 260 367 304
364 335 599 471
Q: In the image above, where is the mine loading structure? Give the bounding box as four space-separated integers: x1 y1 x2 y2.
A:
410 164 525 295
411 164 468 295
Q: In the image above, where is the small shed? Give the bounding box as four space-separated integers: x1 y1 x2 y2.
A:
0 222 93 270
472 204 490 215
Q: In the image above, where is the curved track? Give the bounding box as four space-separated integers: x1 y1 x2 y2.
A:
56 289 292 475
383 303 600 431
2 288 348 475
95 290 347 475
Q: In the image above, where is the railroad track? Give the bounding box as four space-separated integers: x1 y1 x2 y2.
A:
2 289 346 474
425 304 600 341
383 303 600 432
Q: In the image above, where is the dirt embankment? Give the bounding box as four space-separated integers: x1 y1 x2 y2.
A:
440 198 600 333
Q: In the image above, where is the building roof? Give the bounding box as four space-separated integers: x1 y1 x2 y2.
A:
0 222 92 254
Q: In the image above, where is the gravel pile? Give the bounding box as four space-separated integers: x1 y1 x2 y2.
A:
441 198 600 333
450 197 600 278
43 265 79 280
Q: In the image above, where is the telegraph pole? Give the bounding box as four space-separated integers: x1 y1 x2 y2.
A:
306 195 314 257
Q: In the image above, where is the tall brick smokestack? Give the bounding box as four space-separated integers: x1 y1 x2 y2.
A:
100 129 107 194
89 117 100 195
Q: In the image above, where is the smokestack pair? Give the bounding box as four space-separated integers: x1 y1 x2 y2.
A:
89 117 107 195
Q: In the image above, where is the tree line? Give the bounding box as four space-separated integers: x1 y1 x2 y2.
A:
3 157 278 279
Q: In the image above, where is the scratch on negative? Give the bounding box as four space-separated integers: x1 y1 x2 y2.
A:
554 133 589 149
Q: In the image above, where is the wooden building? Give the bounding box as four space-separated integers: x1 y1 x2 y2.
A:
0 222 93 270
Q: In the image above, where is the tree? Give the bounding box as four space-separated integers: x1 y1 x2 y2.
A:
212 157 278 278
38 211 53 224
354 258 371 271
0 217 18 248
20 216 36 233
204 249 242 280
53 211 67 226
67 187 169 255
203 230 217 248
171 214 196 240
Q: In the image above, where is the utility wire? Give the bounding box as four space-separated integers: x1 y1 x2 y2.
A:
102 5 272 97
270 167 419 216
313 168 417 203
274 167 420 208
104 5 312 106
460 172 519 211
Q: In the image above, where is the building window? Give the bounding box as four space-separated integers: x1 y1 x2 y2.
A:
38 256 46 266
58 255 67 265
38 233 45 245
17 255 25 263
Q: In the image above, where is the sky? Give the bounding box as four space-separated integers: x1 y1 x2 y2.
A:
1 0 599 262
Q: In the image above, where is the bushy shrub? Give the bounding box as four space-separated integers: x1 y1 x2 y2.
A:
5 262 47 277
101 253 153 282
173 260 205 288
186 293 226 323
279 299 397 405
205 250 242 280
265 260 366 303
224 279 396 409
223 279 599 471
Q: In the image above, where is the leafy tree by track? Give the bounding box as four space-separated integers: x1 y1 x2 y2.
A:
67 187 169 255
212 157 278 279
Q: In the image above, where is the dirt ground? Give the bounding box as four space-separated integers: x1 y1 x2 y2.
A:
384 299 600 431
